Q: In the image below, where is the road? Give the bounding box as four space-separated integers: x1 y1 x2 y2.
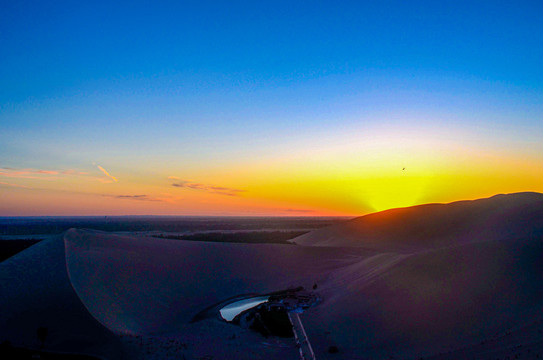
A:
288 312 316 360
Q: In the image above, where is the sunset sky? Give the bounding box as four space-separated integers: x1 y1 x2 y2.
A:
1 0 543 216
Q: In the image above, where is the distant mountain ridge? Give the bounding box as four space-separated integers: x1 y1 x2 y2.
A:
292 192 543 251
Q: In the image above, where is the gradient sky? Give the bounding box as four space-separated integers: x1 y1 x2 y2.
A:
1 0 543 216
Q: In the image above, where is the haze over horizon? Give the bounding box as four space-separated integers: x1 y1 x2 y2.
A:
2 0 543 216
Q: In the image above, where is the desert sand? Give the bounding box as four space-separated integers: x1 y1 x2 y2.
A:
1 192 542 359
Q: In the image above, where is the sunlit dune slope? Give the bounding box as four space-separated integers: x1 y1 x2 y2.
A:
292 192 543 251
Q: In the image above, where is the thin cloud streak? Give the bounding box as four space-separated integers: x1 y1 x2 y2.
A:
0 181 32 189
171 180 246 197
96 165 118 182
283 208 315 213
0 168 88 180
104 194 163 202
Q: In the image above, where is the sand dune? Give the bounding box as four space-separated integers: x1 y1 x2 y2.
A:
0 235 123 359
63 229 376 336
292 192 543 251
2 192 542 359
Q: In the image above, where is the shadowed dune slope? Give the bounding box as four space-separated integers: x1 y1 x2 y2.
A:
0 236 123 359
292 192 543 251
63 229 377 336
64 222 543 359
2 193 542 359
303 235 543 359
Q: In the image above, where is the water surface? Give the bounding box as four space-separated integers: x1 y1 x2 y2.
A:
219 296 270 321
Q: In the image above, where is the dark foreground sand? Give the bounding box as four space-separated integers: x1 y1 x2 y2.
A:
1 192 543 359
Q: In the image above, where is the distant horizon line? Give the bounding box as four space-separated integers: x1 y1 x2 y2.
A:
0 214 356 219
2 192 541 219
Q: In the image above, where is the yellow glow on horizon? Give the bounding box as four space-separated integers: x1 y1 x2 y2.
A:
2 124 543 216
356 175 429 212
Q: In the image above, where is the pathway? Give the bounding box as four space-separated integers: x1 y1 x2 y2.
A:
288 312 316 360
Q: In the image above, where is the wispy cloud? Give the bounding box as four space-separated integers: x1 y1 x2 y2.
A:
283 208 315 213
96 165 118 182
104 194 162 202
0 181 32 189
62 169 89 175
0 166 119 186
171 179 246 197
0 167 88 180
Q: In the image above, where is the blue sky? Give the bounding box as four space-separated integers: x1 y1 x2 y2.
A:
3 0 543 101
1 0 543 215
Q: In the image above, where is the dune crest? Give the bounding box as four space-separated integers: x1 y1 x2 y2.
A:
292 192 543 251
